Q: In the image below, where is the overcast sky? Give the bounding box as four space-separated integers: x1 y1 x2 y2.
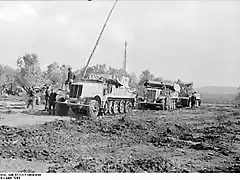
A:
0 0 240 87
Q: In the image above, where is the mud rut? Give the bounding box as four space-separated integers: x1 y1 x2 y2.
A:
0 106 240 173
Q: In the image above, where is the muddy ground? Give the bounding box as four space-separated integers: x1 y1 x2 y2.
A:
0 104 240 173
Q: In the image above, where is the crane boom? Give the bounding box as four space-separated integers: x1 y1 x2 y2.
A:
82 0 118 80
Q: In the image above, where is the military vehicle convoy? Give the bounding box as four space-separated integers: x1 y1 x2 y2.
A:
54 77 201 118
54 0 201 118
137 79 201 110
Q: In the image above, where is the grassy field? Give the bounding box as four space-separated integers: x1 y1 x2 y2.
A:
200 93 237 104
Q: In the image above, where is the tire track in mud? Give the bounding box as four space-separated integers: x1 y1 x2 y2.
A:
0 107 240 172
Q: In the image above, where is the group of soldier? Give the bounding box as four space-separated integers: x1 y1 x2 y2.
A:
26 68 76 115
43 87 58 115
0 85 21 96
26 86 58 115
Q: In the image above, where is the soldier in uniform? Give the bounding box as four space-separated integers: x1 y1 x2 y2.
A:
44 87 50 110
65 68 76 90
165 94 171 111
27 87 35 109
190 92 196 108
49 89 58 115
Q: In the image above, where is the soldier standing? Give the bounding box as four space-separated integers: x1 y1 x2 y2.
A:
190 92 196 108
49 89 58 115
44 87 50 110
65 68 76 90
27 87 35 109
165 95 171 111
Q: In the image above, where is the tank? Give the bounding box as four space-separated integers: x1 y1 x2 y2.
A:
55 73 136 118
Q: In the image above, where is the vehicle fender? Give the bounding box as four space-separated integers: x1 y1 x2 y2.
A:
83 96 102 106
93 95 102 106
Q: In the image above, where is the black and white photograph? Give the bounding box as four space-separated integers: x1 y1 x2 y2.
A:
0 0 239 175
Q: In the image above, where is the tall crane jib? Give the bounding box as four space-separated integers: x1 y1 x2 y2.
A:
123 41 127 74
82 0 119 80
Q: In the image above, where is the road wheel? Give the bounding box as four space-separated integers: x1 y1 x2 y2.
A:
55 102 69 116
173 100 176 110
119 100 125 114
103 101 110 115
109 101 114 115
113 101 119 114
86 99 100 119
124 100 133 113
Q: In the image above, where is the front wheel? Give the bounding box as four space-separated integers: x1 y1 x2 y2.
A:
119 101 125 114
108 101 114 115
113 101 119 115
86 99 100 119
103 101 110 115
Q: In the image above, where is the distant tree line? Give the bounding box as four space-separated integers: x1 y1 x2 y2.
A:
3 52 239 104
0 53 164 94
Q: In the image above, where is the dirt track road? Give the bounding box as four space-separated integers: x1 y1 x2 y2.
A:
0 104 240 173
0 109 70 127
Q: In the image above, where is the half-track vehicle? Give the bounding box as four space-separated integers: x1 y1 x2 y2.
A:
55 74 136 118
175 80 201 108
138 80 179 110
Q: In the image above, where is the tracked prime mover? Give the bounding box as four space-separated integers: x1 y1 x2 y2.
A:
54 0 137 118
137 80 179 110
175 80 201 108
55 74 135 118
